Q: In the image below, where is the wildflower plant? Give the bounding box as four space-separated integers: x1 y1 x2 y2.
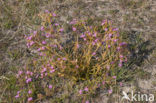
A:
15 10 129 102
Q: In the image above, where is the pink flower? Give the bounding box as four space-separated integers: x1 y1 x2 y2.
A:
62 57 67 60
108 89 112 94
92 52 96 56
28 97 33 101
53 13 56 16
86 100 89 103
28 90 32 94
72 27 76 31
26 78 32 83
41 26 44 31
59 46 63 50
17 91 20 94
101 22 105 26
80 34 85 38
113 39 118 42
76 44 80 48
33 31 37 35
105 28 108 31
98 84 101 87
108 45 111 48
120 55 123 58
93 33 97 37
41 47 45 50
25 76 28 79
43 67 47 72
112 76 116 79
26 71 30 74
111 61 114 64
39 52 43 56
125 57 127 62
49 85 52 89
27 43 30 48
42 41 46 44
120 82 123 86
50 66 54 69
37 48 41 51
92 42 95 45
106 65 110 70
47 64 50 66
120 42 127 46
41 73 43 78
57 58 61 61
55 23 59 26
113 28 118 31
29 41 34 46
59 28 64 32
108 33 112 38
15 94 19 98
50 69 55 73
70 19 77 24
83 38 87 41
35 74 39 78
95 39 99 43
76 65 79 68
45 10 49 13
53 44 57 48
88 32 91 36
27 36 32 40
84 87 88 91
31 71 33 75
102 81 105 85
117 47 120 51
45 33 51 38
79 90 83 94
118 63 122 67
18 71 23 75
120 59 123 63
101 20 106 25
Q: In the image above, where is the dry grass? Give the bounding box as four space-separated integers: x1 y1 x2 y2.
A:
0 0 156 102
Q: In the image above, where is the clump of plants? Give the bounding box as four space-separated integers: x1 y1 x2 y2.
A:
15 10 129 102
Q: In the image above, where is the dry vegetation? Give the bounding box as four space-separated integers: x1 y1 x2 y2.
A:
0 0 156 103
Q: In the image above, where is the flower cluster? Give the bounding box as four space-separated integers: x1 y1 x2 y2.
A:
15 10 129 102
15 69 35 102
